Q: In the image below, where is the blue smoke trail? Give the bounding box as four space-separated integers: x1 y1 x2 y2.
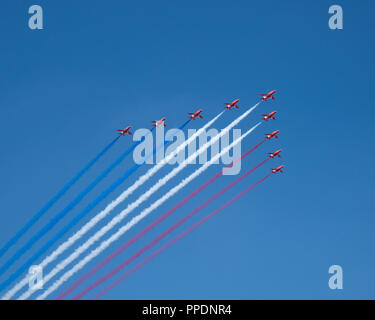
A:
0 120 191 291
0 136 121 260
0 130 152 278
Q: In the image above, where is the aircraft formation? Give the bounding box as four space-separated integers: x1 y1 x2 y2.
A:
117 89 284 175
0 89 284 300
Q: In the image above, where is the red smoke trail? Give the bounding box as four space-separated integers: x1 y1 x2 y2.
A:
58 139 266 300
92 173 272 300
74 160 269 299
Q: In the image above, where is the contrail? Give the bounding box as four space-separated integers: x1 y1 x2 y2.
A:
8 113 223 300
73 158 270 299
37 118 261 300
0 121 190 293
93 174 272 300
58 138 266 299
0 135 120 260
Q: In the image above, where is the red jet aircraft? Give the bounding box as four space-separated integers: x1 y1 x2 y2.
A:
188 109 203 119
272 165 284 173
265 130 280 139
260 90 277 101
117 126 132 136
224 99 240 110
152 117 166 127
262 111 277 121
268 149 282 158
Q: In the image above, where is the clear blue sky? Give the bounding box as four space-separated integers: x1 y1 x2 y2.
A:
0 0 374 299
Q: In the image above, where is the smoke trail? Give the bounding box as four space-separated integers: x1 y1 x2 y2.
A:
74 158 269 299
0 134 144 278
0 121 190 293
9 113 222 300
58 138 266 299
0 136 120 260
93 174 272 300
37 120 261 300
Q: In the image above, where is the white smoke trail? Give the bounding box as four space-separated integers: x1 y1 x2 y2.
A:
36 120 261 300
3 112 224 300
18 103 259 300
35 104 260 300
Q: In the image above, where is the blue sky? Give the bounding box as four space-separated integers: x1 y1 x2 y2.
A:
0 0 374 299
